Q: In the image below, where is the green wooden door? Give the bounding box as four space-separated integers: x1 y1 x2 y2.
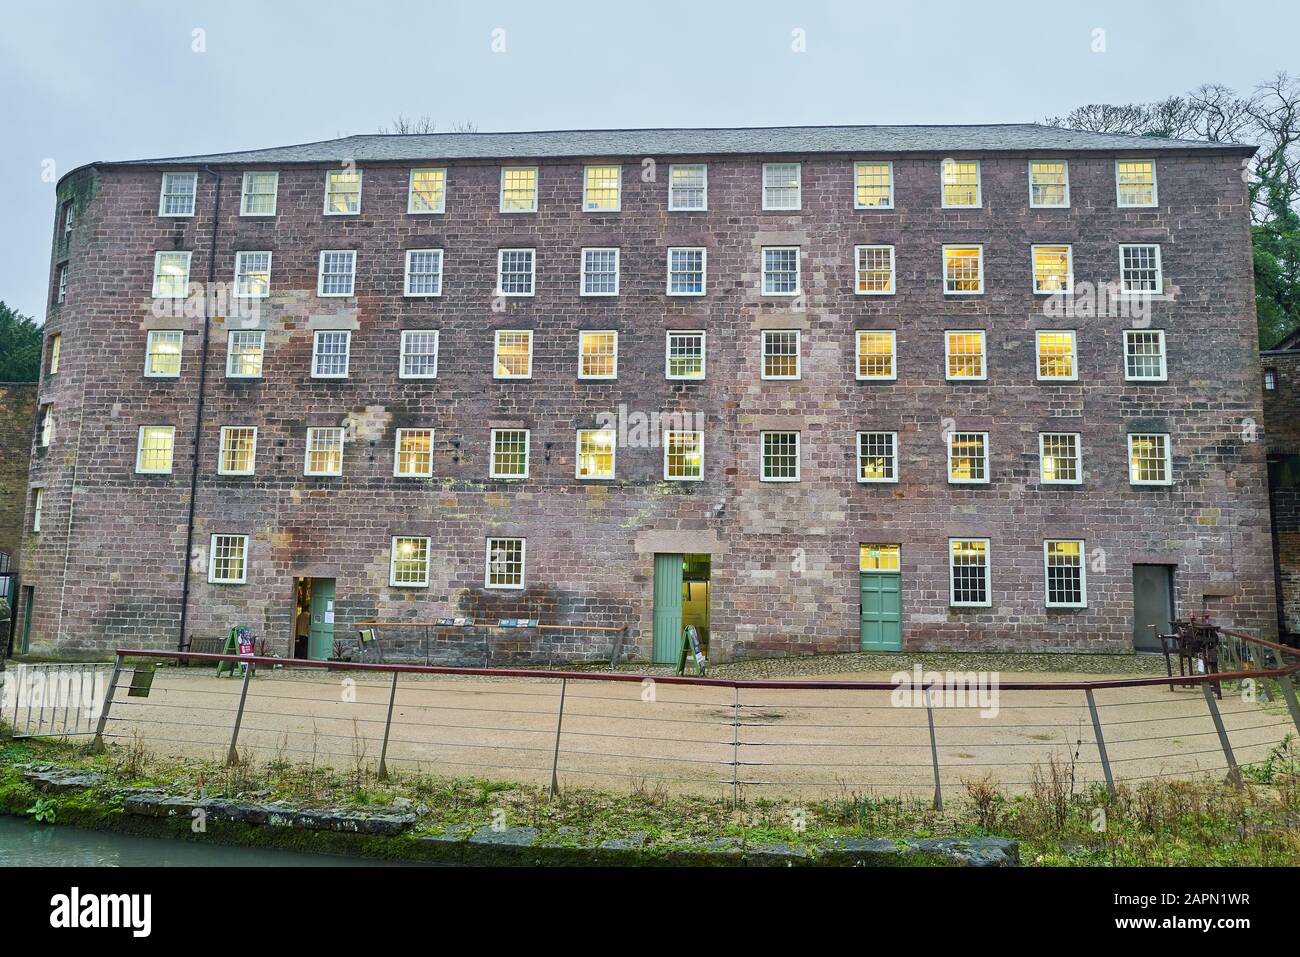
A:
308 579 336 661
1132 564 1174 651
860 573 902 651
19 586 34 655
652 554 684 664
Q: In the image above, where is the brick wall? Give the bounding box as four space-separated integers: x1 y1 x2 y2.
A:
0 382 37 585
1261 349 1300 636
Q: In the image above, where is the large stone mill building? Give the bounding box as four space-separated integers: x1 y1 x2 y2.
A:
15 125 1275 663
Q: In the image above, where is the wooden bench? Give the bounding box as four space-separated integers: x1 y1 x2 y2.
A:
179 635 227 666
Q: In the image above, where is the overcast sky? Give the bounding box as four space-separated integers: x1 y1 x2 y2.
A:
2 0 1297 322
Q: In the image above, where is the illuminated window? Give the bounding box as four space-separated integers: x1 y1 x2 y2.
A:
579 331 618 379
1032 245 1073 294
400 330 439 379
240 172 278 216
576 429 616 479
856 330 896 381
1116 159 1157 207
1036 330 1077 381
389 536 430 587
854 161 894 209
1124 330 1167 381
500 167 538 212
218 426 257 475
1029 161 1069 208
945 331 986 380
152 252 191 298
408 168 446 214
583 165 621 211
854 245 895 295
666 331 706 380
860 544 901 572
208 534 248 584
323 169 362 214
857 431 898 483
943 245 983 294
581 248 619 296
1120 244 1162 294
226 331 264 379
1039 432 1081 484
135 426 175 474
667 247 706 295
947 432 988 484
312 330 351 379
497 248 535 296
669 164 707 210
762 330 801 380
762 246 800 295
494 330 532 378
490 429 530 479
762 162 801 210
38 404 52 447
159 172 197 216
404 249 443 297
48 334 60 375
31 488 43 532
761 431 800 482
941 159 981 207
485 537 525 589
56 265 67 304
234 251 272 298
1044 540 1086 607
317 250 356 297
146 331 183 378
394 428 434 478
664 430 704 481
1129 433 1172 485
305 427 344 476
949 538 990 606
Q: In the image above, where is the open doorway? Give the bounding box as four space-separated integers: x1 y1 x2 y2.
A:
293 577 336 660
652 553 710 663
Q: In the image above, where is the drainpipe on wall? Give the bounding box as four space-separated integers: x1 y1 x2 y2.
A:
176 166 222 650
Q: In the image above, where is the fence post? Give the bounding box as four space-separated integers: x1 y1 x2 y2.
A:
1085 688 1116 798
1202 681 1241 786
923 687 942 812
731 686 740 810
1278 673 1300 737
548 677 567 799
91 655 124 751
378 671 399 780
226 664 253 766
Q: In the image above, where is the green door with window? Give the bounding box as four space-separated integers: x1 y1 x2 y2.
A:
860 572 902 651
308 578 336 661
652 554 684 664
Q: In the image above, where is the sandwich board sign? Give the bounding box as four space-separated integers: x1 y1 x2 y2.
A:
676 625 707 676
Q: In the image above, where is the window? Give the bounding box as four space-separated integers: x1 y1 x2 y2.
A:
943 245 983 294
857 431 898 483
1036 330 1077 381
404 249 443 297
1029 160 1070 208
317 250 356 297
485 538 525 589
1044 540 1086 607
1129 433 1172 485
583 165 621 212
152 252 192 298
1032 245 1073 294
762 330 801 380
226 331 264 379
408 168 446 214
854 245 895 295
38 404 52 447
761 431 800 482
240 172 278 216
497 248 535 296
145 330 184 378
1120 244 1162 294
394 428 434 478
494 330 532 378
31 488 43 533
136 426 175 474
666 331 706 380
312 330 351 378
949 539 991 606
1265 368 1278 392
208 534 249 584
762 162 801 210
305 427 344 476
1116 159 1157 207
667 247 706 296
576 429 616 479
581 248 619 296
400 330 439 379
62 202 76 238
579 331 618 379
856 330 896 381
1039 432 1081 484
500 167 538 212
948 432 989 484
159 172 197 216
860 543 901 572
56 265 68 304
761 246 800 295
664 430 704 481
490 429 530 478
390 536 431 587
669 164 707 210
48 334 60 375
854 161 894 209
218 426 257 475
1124 330 1167 381
324 169 362 214
945 331 986 380
233 251 272 298
941 159 981 207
